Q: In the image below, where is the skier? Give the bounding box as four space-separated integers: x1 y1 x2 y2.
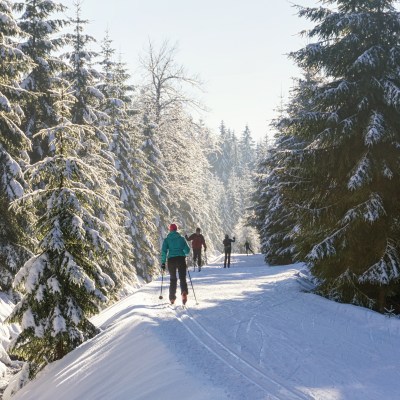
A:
223 234 235 268
161 223 191 305
244 240 254 255
185 227 207 271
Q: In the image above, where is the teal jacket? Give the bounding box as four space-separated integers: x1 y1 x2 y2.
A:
161 231 190 263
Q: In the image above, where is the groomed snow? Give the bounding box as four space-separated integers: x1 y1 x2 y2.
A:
8 254 400 400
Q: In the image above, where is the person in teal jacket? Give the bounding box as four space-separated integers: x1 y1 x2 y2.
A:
161 223 191 304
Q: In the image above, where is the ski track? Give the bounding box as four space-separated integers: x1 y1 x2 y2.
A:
11 254 400 400
167 304 310 400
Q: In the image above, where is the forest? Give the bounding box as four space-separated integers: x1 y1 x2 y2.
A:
1 0 400 392
0 0 261 383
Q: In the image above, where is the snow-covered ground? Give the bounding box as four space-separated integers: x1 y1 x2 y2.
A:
6 254 400 400
0 293 20 396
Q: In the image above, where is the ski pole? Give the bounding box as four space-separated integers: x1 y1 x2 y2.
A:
191 250 195 272
187 268 198 305
159 271 164 300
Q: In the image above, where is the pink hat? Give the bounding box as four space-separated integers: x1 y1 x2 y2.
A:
169 223 178 231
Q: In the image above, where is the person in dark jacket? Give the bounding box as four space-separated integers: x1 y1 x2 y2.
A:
185 227 207 272
223 234 235 268
244 240 254 255
161 223 191 304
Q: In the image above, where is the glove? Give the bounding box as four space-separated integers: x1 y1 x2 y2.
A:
161 263 166 271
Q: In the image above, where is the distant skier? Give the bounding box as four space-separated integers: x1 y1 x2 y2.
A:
185 227 207 271
223 234 235 268
244 240 254 256
161 224 190 305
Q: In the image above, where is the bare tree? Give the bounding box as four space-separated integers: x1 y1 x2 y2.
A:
139 40 204 125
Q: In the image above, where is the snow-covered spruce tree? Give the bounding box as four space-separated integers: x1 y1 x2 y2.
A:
63 3 105 127
199 173 224 254
285 0 400 311
98 34 157 282
0 0 34 292
7 84 115 378
238 125 256 176
208 121 257 248
214 124 240 186
137 104 170 250
253 134 300 265
128 121 161 280
64 5 137 292
14 0 69 163
253 72 318 266
236 125 257 236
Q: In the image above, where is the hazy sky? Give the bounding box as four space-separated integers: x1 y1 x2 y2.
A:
62 0 317 139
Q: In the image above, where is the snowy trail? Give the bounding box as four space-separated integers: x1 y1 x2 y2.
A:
10 254 400 400
172 306 308 400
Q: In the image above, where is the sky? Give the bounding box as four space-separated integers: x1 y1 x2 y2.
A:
60 0 317 140
4 253 400 400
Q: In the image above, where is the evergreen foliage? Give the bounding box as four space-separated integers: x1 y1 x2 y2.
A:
98 34 156 282
267 0 400 311
63 5 135 292
7 84 115 377
0 3 261 389
0 0 33 291
14 0 69 162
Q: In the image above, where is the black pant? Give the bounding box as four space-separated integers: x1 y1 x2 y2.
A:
167 256 188 300
193 248 202 267
224 249 232 267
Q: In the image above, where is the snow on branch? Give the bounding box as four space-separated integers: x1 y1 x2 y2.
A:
318 80 353 103
41 218 65 252
14 254 49 293
306 225 348 261
364 111 385 146
383 79 400 109
339 115 356 136
342 193 386 224
0 92 11 112
351 46 383 72
347 154 371 190
52 306 67 335
60 252 95 292
382 162 393 179
359 241 400 285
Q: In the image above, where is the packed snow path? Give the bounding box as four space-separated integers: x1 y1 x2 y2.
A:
11 254 400 400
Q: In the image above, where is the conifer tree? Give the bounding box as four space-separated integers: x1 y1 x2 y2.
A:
253 135 299 265
64 4 135 292
218 127 238 185
98 34 157 281
8 83 115 377
128 120 160 280
238 124 256 176
237 125 256 218
254 72 318 265
0 0 33 291
282 0 400 311
138 105 170 248
14 0 69 162
64 3 104 126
